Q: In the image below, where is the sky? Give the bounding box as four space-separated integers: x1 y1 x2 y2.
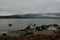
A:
0 0 60 16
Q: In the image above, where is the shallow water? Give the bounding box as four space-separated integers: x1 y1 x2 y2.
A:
0 19 60 33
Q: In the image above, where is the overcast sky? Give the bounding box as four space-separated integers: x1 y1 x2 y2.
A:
0 0 60 16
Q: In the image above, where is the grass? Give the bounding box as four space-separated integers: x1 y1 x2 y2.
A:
0 30 60 40
0 34 60 40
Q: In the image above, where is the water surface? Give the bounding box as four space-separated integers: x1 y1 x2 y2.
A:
0 19 60 32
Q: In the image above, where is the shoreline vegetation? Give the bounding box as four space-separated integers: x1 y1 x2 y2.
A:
0 24 60 40
0 34 60 40
0 13 60 19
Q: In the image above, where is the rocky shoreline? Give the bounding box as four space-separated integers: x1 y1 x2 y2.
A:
0 24 60 40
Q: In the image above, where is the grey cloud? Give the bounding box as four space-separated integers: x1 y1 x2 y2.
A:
0 0 60 15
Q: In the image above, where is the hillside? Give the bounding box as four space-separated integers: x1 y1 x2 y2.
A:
0 13 60 19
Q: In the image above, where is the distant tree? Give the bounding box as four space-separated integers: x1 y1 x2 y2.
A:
41 25 48 30
35 26 40 31
53 24 59 28
48 24 52 26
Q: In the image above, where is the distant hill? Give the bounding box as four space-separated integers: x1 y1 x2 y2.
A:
0 13 60 19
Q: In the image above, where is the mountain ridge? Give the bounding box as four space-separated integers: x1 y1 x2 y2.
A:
0 13 60 19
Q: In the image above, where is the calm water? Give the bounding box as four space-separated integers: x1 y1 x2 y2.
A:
0 19 60 33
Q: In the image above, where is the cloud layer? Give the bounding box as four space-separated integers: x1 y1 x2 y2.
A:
0 0 60 15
